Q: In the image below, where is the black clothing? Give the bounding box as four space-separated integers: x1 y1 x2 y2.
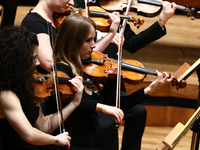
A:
39 63 148 150
0 101 39 150
21 12 57 74
74 0 166 150
21 12 57 43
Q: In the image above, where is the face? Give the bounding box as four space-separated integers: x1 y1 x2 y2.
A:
80 26 96 60
53 0 74 13
33 46 40 67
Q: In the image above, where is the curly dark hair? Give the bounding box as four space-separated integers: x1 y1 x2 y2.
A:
0 26 38 105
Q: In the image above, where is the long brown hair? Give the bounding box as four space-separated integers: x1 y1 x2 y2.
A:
54 14 96 76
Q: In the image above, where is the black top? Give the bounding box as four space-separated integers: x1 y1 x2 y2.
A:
0 101 39 150
40 63 148 150
21 12 58 74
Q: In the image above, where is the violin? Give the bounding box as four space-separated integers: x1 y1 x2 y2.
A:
99 0 200 19
99 0 162 17
33 70 103 102
82 51 187 89
54 6 144 31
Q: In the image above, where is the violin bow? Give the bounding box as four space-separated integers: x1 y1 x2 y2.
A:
85 0 90 18
116 0 133 129
48 22 66 136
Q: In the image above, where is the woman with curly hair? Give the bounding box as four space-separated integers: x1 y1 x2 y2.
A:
0 26 84 150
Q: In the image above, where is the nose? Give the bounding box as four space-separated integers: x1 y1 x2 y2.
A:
69 0 74 6
91 40 96 49
34 57 40 66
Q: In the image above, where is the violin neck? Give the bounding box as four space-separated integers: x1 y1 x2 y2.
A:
137 0 186 11
58 77 93 85
34 76 93 85
121 62 156 76
89 11 132 19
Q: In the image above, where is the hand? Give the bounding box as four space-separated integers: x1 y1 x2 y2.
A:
55 132 71 149
68 76 84 106
111 33 125 47
144 70 174 95
158 1 177 27
97 103 124 123
106 12 120 35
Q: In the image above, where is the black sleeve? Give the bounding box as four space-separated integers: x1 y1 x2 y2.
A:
120 88 149 110
21 13 48 34
100 81 148 111
56 63 98 113
123 21 166 53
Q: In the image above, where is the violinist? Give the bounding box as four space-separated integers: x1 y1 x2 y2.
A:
21 0 123 74
74 1 176 150
38 14 173 150
0 26 84 150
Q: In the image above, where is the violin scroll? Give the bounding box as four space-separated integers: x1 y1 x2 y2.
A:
128 17 144 29
183 5 200 20
171 77 187 90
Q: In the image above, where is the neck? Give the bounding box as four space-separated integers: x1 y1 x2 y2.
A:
32 0 54 24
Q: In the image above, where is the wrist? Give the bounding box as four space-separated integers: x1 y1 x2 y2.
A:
71 99 80 107
144 86 151 95
96 103 103 112
54 136 59 145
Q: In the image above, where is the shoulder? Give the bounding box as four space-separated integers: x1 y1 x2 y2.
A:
56 63 74 78
0 90 19 101
21 12 48 34
0 90 21 117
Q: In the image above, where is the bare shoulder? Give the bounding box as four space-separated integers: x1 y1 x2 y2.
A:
0 90 21 118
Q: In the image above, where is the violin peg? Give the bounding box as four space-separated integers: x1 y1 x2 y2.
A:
138 18 144 26
133 21 138 26
191 16 195 20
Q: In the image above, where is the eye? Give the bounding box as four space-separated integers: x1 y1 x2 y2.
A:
33 55 38 60
86 37 94 43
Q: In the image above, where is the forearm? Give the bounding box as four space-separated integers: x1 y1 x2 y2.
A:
94 32 116 53
23 127 59 146
96 103 104 112
46 101 78 133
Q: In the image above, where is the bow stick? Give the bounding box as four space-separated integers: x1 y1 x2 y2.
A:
48 21 66 147
116 0 133 129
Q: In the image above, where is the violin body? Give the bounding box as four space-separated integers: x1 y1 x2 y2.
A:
83 51 187 89
33 70 75 102
33 69 103 102
54 6 144 31
54 6 110 31
99 0 162 17
83 51 146 85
